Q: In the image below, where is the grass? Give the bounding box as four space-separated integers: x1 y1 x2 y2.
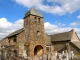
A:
74 54 80 58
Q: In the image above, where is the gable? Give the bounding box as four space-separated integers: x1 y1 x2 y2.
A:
71 41 80 49
45 34 52 46
49 29 79 42
71 31 79 41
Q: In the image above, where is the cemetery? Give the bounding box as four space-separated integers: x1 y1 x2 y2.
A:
1 48 80 60
0 8 80 60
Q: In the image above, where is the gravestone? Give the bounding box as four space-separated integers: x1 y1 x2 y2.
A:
62 51 64 57
59 53 62 60
27 56 31 60
68 52 71 59
39 56 42 60
42 54 47 60
55 51 57 56
33 56 39 60
71 51 74 59
51 55 56 60
47 53 52 60
64 50 68 60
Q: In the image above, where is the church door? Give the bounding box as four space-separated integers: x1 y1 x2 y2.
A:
34 45 43 56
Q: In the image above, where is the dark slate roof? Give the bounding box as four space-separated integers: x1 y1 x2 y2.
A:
0 38 6 42
0 28 24 41
25 8 43 17
7 28 24 37
71 41 80 49
49 30 73 42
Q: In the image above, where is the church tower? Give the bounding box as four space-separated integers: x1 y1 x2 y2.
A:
24 8 46 57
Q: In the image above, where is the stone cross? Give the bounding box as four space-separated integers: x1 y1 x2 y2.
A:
71 51 74 59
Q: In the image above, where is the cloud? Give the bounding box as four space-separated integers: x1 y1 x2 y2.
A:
13 0 80 15
44 22 80 39
55 21 66 27
77 15 80 19
44 22 70 34
70 21 80 27
0 18 12 29
0 18 23 40
48 0 80 13
0 18 80 40
12 19 23 30
14 0 43 8
47 0 74 3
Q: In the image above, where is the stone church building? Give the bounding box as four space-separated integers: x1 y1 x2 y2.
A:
0 8 80 58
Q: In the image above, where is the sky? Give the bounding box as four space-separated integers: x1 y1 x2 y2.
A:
0 0 80 40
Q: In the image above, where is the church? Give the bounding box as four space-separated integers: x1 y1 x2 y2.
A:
0 8 80 58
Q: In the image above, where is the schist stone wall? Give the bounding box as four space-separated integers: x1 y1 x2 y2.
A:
24 14 46 57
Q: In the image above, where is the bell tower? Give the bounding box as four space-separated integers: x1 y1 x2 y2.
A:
24 8 46 57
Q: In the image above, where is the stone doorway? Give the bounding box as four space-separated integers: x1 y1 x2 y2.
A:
34 45 43 56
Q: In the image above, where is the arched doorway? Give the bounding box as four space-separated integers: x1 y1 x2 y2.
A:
34 45 43 56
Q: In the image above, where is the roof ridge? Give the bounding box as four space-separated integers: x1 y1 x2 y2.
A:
0 28 24 42
7 28 24 37
50 30 73 42
50 30 71 36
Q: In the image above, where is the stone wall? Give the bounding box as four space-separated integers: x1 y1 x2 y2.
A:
52 41 69 53
0 38 9 46
70 42 80 54
17 31 26 56
71 30 79 41
24 15 46 57
52 41 80 54
0 31 26 57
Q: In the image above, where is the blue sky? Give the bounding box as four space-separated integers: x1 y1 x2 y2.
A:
0 0 80 39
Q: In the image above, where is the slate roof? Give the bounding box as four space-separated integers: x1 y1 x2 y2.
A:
0 28 24 42
49 30 74 42
25 8 43 17
71 41 80 49
7 28 24 37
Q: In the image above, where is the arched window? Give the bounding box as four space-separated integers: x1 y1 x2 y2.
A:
9 40 10 43
13 39 17 42
34 17 37 23
14 50 18 56
36 30 40 35
37 30 39 34
38 18 40 23
13 39 17 45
